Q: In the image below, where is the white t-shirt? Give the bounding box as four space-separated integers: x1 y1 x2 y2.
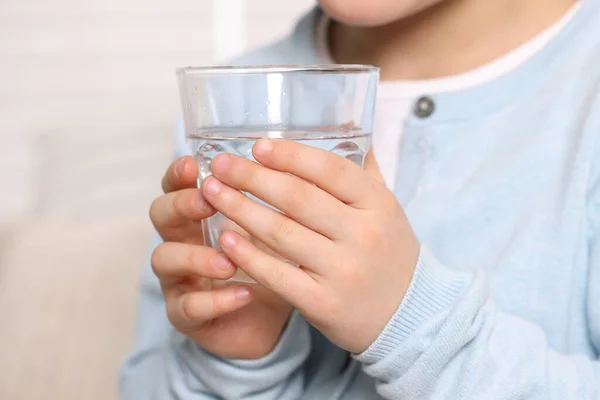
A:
315 2 583 188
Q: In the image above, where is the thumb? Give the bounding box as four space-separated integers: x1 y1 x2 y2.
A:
363 149 385 184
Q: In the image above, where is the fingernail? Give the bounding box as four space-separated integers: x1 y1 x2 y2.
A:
176 158 186 177
204 177 223 195
213 254 234 271
194 191 207 210
211 154 230 174
235 286 252 301
220 232 237 248
254 139 273 157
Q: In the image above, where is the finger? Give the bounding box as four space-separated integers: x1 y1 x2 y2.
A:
252 139 379 208
166 284 254 329
211 153 349 239
151 242 237 284
364 149 385 185
162 156 198 194
202 176 332 269
219 230 318 310
150 188 216 231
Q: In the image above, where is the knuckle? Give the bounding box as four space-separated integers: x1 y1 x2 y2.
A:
182 296 201 321
360 222 385 248
186 245 199 270
264 264 286 290
271 219 295 245
328 252 346 275
223 195 251 227
165 297 181 326
186 246 208 274
339 259 363 286
218 187 239 211
327 155 349 177
172 191 188 218
149 197 162 225
209 291 229 316
166 306 179 327
150 243 168 276
279 179 304 210
246 166 262 191
162 162 178 192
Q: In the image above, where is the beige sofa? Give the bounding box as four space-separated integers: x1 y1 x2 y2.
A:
0 217 152 400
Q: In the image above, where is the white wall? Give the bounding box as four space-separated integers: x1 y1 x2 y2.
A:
0 0 314 228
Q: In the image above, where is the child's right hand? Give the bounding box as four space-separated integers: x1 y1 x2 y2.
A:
149 156 293 359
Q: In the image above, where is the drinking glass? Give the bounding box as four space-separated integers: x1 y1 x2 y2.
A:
177 65 379 282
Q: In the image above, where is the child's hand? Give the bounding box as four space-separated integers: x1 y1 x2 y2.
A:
149 156 293 359
203 140 420 354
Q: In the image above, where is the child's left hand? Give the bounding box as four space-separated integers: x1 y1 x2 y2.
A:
201 139 420 354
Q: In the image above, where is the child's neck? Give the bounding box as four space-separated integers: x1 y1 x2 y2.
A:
329 0 576 81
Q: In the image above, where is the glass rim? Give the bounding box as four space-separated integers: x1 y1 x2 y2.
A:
176 64 379 76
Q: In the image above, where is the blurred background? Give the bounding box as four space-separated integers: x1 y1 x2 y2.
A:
0 0 313 398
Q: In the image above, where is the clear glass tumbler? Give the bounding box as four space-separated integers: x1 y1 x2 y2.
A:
177 65 379 282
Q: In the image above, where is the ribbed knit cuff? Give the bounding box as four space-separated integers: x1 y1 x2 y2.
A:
173 311 311 397
355 246 472 364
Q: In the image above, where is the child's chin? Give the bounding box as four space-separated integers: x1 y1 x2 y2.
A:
318 0 440 27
